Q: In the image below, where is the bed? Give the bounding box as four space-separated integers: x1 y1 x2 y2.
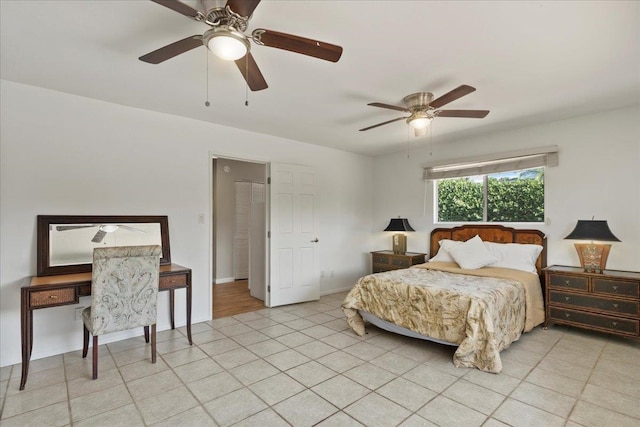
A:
342 224 547 373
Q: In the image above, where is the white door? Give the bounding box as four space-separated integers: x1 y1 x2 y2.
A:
233 181 251 280
269 163 319 307
249 182 266 301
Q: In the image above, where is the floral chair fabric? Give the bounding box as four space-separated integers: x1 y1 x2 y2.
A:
82 245 162 336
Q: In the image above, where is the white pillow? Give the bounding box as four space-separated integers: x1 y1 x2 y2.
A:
429 239 462 262
485 242 543 274
448 235 498 270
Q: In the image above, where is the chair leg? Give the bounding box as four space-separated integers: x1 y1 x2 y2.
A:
92 335 99 380
151 324 157 364
144 325 150 343
82 325 89 358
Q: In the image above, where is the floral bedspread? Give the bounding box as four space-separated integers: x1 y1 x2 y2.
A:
341 262 545 373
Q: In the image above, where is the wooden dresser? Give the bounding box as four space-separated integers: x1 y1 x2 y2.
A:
544 265 640 339
371 251 427 273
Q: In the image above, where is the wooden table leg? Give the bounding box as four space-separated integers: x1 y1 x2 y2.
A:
186 272 192 345
20 289 31 390
169 289 175 330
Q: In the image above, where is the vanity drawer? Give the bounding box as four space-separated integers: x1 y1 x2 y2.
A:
550 307 639 336
159 274 188 290
593 279 639 299
372 255 391 266
392 258 411 267
549 291 639 317
30 288 77 308
548 274 588 291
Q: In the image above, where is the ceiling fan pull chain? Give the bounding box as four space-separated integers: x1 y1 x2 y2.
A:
244 55 249 107
205 49 211 107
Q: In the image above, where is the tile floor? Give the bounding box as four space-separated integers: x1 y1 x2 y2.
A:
1 291 639 426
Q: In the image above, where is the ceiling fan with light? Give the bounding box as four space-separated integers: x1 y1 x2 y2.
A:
55 224 145 243
360 85 490 136
139 0 343 91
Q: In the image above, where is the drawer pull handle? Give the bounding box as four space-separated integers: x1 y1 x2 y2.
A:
49 295 58 299
564 297 570 302
564 280 570 286
565 313 570 318
611 321 618 327
613 303 619 309
612 285 618 292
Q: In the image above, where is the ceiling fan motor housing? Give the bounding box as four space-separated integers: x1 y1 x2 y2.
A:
403 92 434 110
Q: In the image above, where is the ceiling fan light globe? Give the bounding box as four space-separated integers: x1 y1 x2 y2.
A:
207 31 249 61
99 225 119 233
409 116 432 129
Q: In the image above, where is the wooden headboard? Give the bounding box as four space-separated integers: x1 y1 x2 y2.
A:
430 224 547 276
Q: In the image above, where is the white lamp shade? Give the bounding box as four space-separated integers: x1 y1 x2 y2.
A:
208 34 248 61
409 116 432 129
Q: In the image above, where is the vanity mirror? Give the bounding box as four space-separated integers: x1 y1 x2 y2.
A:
37 215 171 276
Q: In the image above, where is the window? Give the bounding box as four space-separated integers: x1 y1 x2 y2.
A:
423 146 558 223
436 167 545 223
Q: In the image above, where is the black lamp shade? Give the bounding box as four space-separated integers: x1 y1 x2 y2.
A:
383 218 415 232
564 220 620 242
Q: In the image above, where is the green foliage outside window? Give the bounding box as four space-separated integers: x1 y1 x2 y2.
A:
437 168 544 222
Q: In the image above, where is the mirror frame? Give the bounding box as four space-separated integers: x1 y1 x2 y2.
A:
37 215 171 276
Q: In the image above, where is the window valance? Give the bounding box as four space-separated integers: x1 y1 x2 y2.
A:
422 145 559 180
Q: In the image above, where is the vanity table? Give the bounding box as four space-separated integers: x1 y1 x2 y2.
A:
19 215 193 390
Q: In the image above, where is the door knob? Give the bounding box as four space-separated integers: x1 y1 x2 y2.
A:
311 238 319 243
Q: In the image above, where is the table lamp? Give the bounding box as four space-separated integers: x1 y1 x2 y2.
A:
564 219 620 273
384 217 415 254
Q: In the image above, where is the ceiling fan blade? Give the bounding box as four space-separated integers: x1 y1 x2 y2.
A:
359 117 407 132
91 230 107 243
119 225 146 233
368 102 409 113
437 109 490 118
150 0 201 19
234 52 268 91
226 0 261 17
429 85 476 109
252 29 343 62
55 225 97 231
139 35 203 64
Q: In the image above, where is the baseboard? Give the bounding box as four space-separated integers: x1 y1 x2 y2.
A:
214 277 235 285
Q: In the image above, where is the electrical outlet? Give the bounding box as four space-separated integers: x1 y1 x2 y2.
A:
75 307 86 321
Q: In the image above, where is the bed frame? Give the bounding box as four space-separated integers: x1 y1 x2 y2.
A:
430 224 547 280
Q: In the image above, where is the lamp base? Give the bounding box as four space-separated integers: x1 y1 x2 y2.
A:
392 234 407 254
574 243 611 273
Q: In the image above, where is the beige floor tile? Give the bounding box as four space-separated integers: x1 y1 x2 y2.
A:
5 365 64 396
191 329 226 345
229 359 279 386
160 345 207 368
233 311 265 322
0 365 13 381
0 401 69 427
198 338 241 357
246 339 289 357
536 355 593 382
173 358 224 384
248 372 305 406
364 333 408 351
149 405 217 427
301 325 336 339
212 347 259 370
137 385 199 425
580 383 640 419
391 341 441 363
156 328 187 343
276 331 316 347
70 384 132 422
119 357 169 382
155 337 192 355
67 366 123 399
274 389 338 426
403 364 459 393
545 345 600 368
342 341 388 361
264 348 310 371
510 381 576 418
73 403 144 427
493 398 565 427
127 369 182 401
177 321 212 335
287 360 337 387
376 377 437 412
443 379 506 415
111 344 153 367
1 382 67 419
243 317 280 330
208 317 241 328
311 374 370 408
344 392 411 427
418 395 487 427
499 357 534 379
230 330 270 347
569 400 639 427
187 371 243 404
463 369 521 396
344 362 396 390
588 367 640 399
525 367 585 398
105 336 147 354
397 414 438 427
218 323 253 337
258 324 296 338
204 387 268 426
316 411 365 426
593 357 640 382
370 351 420 375
295 340 337 359
317 350 366 373
231 408 289 427
320 332 361 349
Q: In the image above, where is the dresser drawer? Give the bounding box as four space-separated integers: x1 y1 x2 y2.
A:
30 288 77 308
550 307 639 336
549 291 639 317
372 255 391 266
392 258 410 268
548 274 588 291
593 279 639 299
159 274 188 290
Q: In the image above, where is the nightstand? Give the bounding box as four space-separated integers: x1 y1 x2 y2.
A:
371 251 427 273
544 265 640 339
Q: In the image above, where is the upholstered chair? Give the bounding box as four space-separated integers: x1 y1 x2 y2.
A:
82 245 162 379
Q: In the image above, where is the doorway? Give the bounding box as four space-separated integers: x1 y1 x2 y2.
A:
212 157 267 318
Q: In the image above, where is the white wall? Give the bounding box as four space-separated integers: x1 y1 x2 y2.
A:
372 105 640 271
0 80 374 367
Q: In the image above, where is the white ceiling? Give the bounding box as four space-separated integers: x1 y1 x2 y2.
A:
1 0 639 156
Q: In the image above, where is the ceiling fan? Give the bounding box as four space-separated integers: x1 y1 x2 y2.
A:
56 224 145 243
139 0 343 91
360 85 490 136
